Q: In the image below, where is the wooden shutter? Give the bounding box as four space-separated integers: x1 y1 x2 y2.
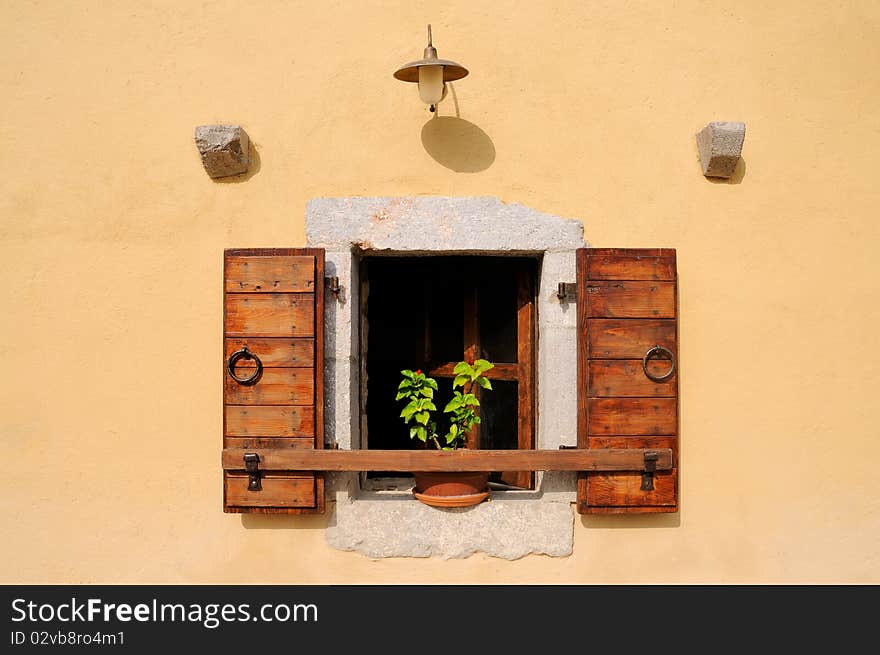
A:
576 248 678 514
223 248 325 514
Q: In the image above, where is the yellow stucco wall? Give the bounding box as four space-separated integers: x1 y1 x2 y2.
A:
2 0 878 583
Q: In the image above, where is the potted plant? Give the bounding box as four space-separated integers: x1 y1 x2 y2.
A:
396 359 494 507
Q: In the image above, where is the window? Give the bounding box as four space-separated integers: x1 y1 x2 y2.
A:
360 256 538 489
222 202 678 559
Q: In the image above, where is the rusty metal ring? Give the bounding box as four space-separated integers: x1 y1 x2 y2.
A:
642 345 675 383
227 346 262 386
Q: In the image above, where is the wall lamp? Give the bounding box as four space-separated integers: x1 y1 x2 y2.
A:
394 25 468 112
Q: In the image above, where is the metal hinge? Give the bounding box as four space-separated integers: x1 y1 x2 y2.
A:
244 452 262 492
641 451 659 491
325 276 341 298
556 282 577 303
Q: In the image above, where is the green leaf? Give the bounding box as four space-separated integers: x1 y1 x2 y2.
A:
474 359 494 374
477 377 492 390
395 391 409 401
453 361 470 375
416 427 427 442
424 378 439 390
449 424 458 437
401 369 414 378
400 402 418 420
415 398 436 411
473 416 481 424
415 411 430 425
410 426 419 440
453 374 469 388
419 386 434 399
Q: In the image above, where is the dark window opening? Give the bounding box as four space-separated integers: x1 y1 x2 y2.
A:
361 255 538 489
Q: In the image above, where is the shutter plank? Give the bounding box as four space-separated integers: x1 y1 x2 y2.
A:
224 338 314 367
587 281 675 318
224 367 314 405
586 253 676 281
586 471 677 507
588 360 676 397
225 256 315 293
224 437 316 450
225 473 317 508
225 405 315 437
588 398 677 435
588 319 676 359
225 293 315 337
588 436 677 451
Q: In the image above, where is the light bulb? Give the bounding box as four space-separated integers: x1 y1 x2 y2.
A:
418 66 444 106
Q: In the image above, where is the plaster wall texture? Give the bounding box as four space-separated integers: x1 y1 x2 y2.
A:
1 1 879 582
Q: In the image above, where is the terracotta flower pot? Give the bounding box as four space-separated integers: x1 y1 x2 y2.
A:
412 471 490 508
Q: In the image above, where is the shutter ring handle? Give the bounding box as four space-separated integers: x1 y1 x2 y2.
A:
227 346 263 386
642 345 675 383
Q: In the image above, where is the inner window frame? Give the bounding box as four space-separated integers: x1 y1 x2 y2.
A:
358 254 538 490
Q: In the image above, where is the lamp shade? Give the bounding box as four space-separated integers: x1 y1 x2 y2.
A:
393 57 469 84
393 26 468 85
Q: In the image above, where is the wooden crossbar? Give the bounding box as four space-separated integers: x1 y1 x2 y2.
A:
221 448 673 472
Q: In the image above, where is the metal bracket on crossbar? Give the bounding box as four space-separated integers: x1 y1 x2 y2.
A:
641 451 659 491
244 452 262 491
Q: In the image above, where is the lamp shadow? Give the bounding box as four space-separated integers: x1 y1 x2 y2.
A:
421 116 495 173
215 141 261 183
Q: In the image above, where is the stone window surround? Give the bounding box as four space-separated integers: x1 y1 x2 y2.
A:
307 197 587 559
